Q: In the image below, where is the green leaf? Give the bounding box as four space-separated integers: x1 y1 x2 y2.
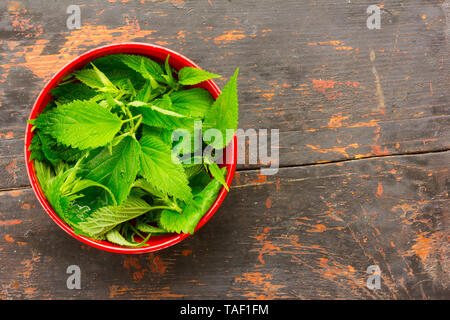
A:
135 220 168 234
50 82 97 103
139 134 193 202
203 68 239 149
72 65 118 93
183 164 204 180
37 132 85 165
70 179 117 206
76 197 153 238
163 55 176 88
82 136 141 204
90 54 146 89
141 125 173 146
159 167 226 234
170 88 213 118
105 227 150 247
207 162 229 191
131 96 196 131
33 100 123 150
28 133 46 162
34 162 98 230
132 178 166 199
178 67 221 86
117 54 165 83
34 160 54 193
189 169 212 193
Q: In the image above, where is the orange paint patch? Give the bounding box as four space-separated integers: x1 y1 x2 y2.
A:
0 131 14 139
4 234 14 242
147 254 167 274
307 224 327 233
0 219 22 226
7 190 24 197
408 232 438 262
253 227 280 265
6 159 18 181
177 30 186 39
181 249 192 256
23 287 38 298
252 174 267 184
312 79 336 94
306 143 359 158
7 4 43 38
335 46 354 51
376 182 383 196
265 197 272 209
307 40 344 46
123 257 141 270
20 203 31 210
328 113 349 128
262 93 275 101
108 285 133 298
214 30 246 43
9 23 156 80
21 251 41 278
234 272 286 300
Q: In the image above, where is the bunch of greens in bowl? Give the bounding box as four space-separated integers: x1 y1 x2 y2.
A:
28 53 239 247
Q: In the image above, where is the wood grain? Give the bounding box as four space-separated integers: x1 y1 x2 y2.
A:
0 0 448 299
0 152 448 299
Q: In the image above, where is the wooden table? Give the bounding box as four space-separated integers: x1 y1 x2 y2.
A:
0 0 448 299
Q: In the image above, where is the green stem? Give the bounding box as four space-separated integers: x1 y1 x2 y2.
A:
128 223 146 240
147 205 178 212
122 114 142 124
131 115 143 134
136 232 152 247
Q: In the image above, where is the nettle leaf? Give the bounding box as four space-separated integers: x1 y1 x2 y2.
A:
70 179 117 206
178 67 221 86
105 227 150 247
76 197 153 238
34 160 54 193
139 134 193 202
82 136 141 205
131 96 196 131
132 178 166 199
163 55 176 88
73 63 118 93
50 82 97 103
38 132 85 165
33 100 123 150
135 80 165 103
207 162 229 191
189 169 212 193
203 68 239 149
117 54 165 83
159 167 226 234
183 164 204 180
91 54 146 90
141 125 173 146
34 161 107 230
135 220 167 234
170 88 213 118
28 133 46 162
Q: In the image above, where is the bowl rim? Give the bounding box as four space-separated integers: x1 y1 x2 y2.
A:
24 42 237 254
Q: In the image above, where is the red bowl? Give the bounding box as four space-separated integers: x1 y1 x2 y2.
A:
24 43 237 254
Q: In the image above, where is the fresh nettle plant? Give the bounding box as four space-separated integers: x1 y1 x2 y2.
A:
28 54 239 247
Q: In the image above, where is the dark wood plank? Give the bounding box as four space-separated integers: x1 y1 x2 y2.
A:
0 151 448 299
0 0 449 188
